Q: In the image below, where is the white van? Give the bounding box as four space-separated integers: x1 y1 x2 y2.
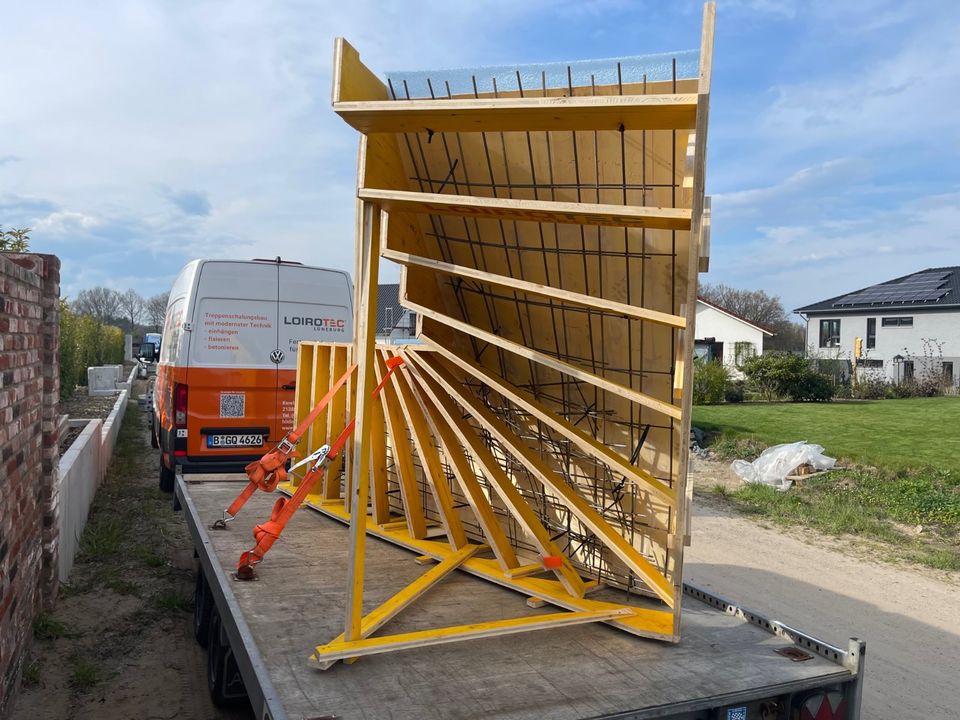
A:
154 258 353 490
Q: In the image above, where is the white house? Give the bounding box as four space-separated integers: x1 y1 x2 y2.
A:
795 266 960 388
694 297 773 371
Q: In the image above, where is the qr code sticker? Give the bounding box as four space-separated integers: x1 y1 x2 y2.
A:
726 708 747 720
220 393 245 418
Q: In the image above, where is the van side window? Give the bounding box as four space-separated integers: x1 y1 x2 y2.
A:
160 298 186 364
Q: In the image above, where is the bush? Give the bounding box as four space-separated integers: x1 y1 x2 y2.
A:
787 371 834 402
740 352 834 402
59 302 125 399
853 372 889 400
724 380 745 403
693 359 730 405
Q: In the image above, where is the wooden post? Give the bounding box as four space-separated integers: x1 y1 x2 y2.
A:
343 201 382 643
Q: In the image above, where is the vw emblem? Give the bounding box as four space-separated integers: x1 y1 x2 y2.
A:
270 349 284 364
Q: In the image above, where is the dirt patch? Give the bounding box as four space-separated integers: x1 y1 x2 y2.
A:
58 425 84 456
14 380 250 720
687 498 960 719
690 454 960 576
688 453 744 493
60 394 120 421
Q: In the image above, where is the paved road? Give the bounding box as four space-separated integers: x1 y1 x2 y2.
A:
686 498 960 720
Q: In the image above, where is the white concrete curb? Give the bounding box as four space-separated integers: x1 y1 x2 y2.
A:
57 364 140 582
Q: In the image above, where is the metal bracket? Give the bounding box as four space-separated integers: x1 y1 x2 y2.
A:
211 510 235 530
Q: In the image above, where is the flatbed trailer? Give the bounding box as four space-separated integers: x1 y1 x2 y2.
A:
176 474 865 720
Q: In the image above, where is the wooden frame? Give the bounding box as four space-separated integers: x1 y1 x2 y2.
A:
284 2 715 667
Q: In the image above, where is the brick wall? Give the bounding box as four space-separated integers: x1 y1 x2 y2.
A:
0 253 60 717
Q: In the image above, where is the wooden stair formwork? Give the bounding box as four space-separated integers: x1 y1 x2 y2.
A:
281 2 715 668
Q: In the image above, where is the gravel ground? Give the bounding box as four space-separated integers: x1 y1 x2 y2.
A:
14 379 250 720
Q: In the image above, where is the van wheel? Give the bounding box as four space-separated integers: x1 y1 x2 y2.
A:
194 570 213 647
159 457 175 493
207 607 248 707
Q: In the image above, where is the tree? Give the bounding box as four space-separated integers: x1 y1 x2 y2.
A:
118 288 145 330
145 292 169 331
699 283 786 329
73 287 121 323
0 226 31 251
766 319 806 353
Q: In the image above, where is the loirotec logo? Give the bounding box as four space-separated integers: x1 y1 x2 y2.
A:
283 316 346 329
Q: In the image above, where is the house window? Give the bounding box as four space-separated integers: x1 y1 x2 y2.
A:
903 361 915 382
819 319 841 348
859 358 883 369
734 341 755 366
384 307 393 331
882 316 913 327
944 362 954 386
866 318 876 349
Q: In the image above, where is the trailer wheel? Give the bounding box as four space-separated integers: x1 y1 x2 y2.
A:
159 457 175 493
194 570 213 646
206 607 248 707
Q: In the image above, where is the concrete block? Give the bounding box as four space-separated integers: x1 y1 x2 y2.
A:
87 366 119 396
58 419 102 581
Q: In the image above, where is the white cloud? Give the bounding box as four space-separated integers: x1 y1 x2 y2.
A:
760 8 960 152
713 158 853 210
34 211 102 233
0 0 547 295
711 193 960 311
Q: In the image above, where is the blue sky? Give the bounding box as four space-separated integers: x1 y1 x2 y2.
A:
2 0 958 313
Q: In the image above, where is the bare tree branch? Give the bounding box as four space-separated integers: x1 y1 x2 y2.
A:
73 287 121 323
145 292 169 331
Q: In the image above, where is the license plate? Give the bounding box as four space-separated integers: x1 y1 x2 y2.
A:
206 434 264 448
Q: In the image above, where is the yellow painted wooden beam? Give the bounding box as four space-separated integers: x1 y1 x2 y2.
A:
333 94 698 134
373 355 428 539
411 376 521 573
416 353 676 608
386 350 469 549
343 202 381 644
315 543 484 668
406 300 682 421
361 188 692 231
291 492 677 642
421 338 677 506
382 248 687 329
312 608 632 664
404 351 587 598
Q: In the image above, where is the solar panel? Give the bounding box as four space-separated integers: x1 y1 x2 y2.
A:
832 271 951 307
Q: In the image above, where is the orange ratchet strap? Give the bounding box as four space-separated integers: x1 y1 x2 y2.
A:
235 355 404 579
211 360 357 529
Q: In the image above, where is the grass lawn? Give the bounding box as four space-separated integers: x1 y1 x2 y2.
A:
694 397 960 571
693 397 960 473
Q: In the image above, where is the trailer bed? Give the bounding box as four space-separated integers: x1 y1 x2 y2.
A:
178 476 856 720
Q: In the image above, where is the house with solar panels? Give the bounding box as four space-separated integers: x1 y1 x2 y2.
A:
795 267 960 388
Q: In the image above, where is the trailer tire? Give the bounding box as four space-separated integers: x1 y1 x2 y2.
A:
194 570 213 647
206 607 248 707
159 457 175 493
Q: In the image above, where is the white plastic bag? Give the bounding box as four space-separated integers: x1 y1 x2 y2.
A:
731 441 836 491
